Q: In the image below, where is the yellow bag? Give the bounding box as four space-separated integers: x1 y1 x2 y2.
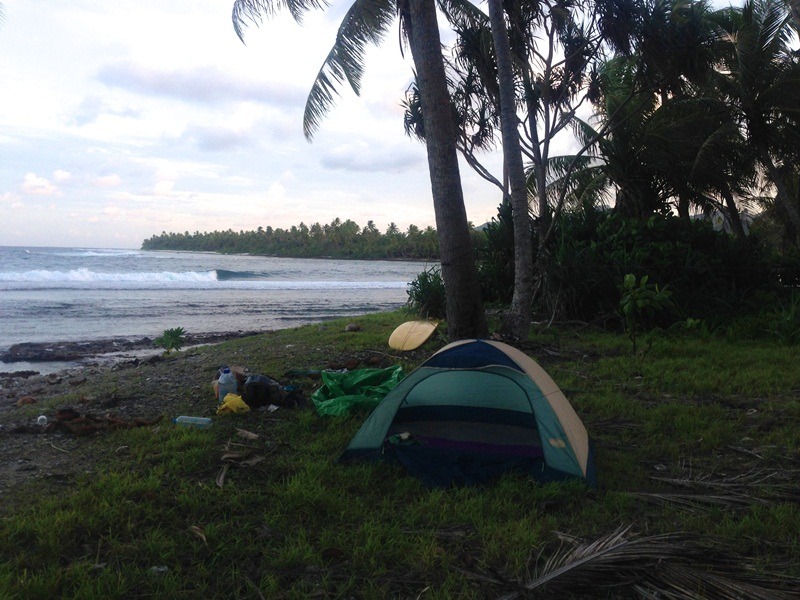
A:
216 393 250 415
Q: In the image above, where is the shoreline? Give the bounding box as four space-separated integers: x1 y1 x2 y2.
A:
143 248 436 263
0 330 264 376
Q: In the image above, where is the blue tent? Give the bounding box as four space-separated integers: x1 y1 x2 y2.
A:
340 339 596 487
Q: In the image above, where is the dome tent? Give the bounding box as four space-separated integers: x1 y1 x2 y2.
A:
340 339 596 487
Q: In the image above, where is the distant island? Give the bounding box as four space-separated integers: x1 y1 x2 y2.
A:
141 218 446 261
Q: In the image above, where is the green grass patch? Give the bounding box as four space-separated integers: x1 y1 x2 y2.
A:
1 312 798 597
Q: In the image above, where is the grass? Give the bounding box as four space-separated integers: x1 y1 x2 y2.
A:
1 310 799 598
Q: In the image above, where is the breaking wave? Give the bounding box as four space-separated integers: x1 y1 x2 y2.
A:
53 249 144 258
0 268 409 290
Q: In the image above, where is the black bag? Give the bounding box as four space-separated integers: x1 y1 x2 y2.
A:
242 375 284 408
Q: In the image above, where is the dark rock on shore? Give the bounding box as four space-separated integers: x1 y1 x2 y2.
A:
0 370 39 379
1 339 152 362
0 331 263 363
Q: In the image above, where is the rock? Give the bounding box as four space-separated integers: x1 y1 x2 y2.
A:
1 331 263 364
0 370 39 379
16 396 37 406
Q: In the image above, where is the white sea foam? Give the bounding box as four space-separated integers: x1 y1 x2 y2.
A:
53 249 144 258
0 268 408 290
0 268 217 285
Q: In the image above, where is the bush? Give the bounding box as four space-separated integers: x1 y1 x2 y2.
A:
475 198 520 304
406 265 447 319
765 293 800 346
154 327 186 354
541 211 782 327
474 206 788 332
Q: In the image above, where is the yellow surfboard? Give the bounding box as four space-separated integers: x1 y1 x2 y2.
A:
388 320 439 351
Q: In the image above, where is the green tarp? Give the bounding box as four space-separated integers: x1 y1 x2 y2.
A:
311 366 405 417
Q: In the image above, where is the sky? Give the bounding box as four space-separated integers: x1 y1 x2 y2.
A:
0 0 510 249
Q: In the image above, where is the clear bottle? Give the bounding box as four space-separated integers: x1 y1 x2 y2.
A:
217 367 237 403
173 416 213 428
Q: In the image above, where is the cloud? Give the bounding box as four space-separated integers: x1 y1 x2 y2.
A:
22 173 60 196
96 60 308 107
93 174 122 187
179 124 255 152
154 180 176 196
319 140 422 173
53 170 73 182
72 96 143 126
0 192 23 208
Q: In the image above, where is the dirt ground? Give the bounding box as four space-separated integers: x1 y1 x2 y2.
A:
0 336 251 504
0 331 401 506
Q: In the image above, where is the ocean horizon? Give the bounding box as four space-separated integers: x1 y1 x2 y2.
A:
0 246 431 372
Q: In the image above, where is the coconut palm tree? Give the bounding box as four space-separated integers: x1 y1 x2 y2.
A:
404 0 488 339
556 0 774 237
232 0 487 339
573 56 667 220
711 0 800 240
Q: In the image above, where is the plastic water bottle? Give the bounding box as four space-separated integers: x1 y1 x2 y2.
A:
173 416 212 428
217 367 237 403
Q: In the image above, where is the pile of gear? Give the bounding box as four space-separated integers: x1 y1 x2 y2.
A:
213 365 303 415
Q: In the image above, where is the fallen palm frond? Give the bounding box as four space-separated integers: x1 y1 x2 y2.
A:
632 468 800 512
498 525 800 600
634 561 800 600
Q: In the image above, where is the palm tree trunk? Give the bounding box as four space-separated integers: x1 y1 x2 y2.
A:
407 0 488 341
720 186 747 239
677 191 691 223
759 147 800 240
488 0 533 340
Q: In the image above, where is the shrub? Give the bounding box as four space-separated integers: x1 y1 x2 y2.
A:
620 274 674 353
474 198 520 305
765 293 800 346
535 210 782 327
406 265 446 319
154 327 186 354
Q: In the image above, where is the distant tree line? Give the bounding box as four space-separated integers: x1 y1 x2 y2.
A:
140 218 444 260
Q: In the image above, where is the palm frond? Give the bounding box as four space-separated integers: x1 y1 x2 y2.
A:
755 0 791 57
690 121 742 183
401 80 425 141
435 0 487 29
302 0 397 139
498 525 689 599
232 0 328 41
634 562 800 600
545 163 610 212
633 468 800 512
570 116 601 150
544 154 598 185
499 524 800 600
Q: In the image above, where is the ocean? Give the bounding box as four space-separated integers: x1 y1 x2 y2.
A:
0 246 430 371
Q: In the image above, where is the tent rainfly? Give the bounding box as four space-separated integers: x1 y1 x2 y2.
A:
340 339 596 487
